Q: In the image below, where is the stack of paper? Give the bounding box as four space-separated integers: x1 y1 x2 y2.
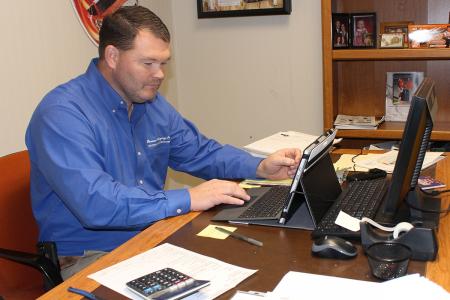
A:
334 114 385 130
354 150 444 173
243 131 319 157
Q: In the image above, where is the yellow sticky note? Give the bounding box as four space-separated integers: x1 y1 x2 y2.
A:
239 182 261 189
197 225 237 239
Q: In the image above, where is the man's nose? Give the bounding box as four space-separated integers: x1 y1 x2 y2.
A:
153 65 165 80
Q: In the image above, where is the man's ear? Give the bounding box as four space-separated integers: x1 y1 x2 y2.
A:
104 45 120 69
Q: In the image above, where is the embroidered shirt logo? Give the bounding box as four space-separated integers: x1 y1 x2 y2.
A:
146 136 171 148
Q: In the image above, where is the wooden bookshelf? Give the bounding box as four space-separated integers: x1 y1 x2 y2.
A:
322 0 450 143
333 49 450 61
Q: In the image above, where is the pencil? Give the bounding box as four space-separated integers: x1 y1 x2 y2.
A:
214 226 263 247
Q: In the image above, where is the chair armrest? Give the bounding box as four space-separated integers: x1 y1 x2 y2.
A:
0 247 63 288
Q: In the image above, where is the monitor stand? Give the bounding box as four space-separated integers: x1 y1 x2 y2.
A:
376 187 441 229
406 187 441 229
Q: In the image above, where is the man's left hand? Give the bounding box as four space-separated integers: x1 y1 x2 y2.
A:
256 148 301 180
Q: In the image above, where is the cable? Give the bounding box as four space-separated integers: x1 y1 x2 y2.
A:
420 188 450 196
405 198 450 214
350 148 364 171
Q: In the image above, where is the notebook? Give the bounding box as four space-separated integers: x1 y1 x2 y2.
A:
211 129 339 229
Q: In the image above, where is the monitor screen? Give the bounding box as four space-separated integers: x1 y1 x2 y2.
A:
380 77 439 224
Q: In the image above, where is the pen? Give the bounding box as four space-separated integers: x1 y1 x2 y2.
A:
68 287 106 300
214 226 263 247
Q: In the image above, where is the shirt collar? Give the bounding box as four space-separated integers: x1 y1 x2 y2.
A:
84 58 126 110
84 58 154 121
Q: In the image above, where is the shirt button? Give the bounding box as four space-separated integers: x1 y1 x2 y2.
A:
120 101 124 105
112 109 116 113
137 151 142 156
176 208 182 214
139 180 144 185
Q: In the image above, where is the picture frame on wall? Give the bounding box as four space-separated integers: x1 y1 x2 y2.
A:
197 0 291 18
350 13 376 48
380 21 413 48
332 13 350 49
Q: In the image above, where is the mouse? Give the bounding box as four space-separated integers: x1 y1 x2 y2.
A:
311 235 357 259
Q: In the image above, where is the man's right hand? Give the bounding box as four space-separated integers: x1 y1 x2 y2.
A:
188 179 250 211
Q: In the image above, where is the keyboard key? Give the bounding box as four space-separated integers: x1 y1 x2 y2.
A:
312 177 387 239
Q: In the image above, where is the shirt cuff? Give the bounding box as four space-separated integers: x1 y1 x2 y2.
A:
165 189 191 216
241 155 264 179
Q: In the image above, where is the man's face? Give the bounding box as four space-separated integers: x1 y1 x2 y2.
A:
110 30 171 103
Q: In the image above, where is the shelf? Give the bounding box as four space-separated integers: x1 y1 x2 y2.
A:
333 48 450 61
322 0 450 144
334 122 450 140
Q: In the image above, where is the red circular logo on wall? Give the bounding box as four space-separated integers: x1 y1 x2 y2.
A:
72 0 138 46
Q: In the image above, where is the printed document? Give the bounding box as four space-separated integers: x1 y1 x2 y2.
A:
88 243 257 300
244 131 318 157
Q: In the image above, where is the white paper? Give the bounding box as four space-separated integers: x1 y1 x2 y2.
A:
355 150 444 173
334 211 361 232
243 131 319 157
378 274 450 300
271 271 378 300
271 271 449 300
88 243 257 300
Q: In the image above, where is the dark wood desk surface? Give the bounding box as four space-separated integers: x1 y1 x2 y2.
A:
38 150 450 299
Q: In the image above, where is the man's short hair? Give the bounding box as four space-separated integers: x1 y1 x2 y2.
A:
98 6 170 59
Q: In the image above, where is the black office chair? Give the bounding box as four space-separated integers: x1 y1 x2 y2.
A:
0 151 63 299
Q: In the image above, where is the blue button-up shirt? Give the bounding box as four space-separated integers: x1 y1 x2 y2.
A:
26 59 262 255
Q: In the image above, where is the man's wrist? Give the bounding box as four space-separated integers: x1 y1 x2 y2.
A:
255 159 266 179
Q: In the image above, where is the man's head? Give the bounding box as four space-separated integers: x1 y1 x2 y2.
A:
335 20 341 29
98 6 171 104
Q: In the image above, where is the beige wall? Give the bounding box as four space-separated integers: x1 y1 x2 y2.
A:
170 0 323 147
0 1 96 156
165 0 323 187
1 1 323 188
0 0 176 157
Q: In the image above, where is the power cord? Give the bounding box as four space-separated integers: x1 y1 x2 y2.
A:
420 188 450 196
350 148 364 171
406 198 450 214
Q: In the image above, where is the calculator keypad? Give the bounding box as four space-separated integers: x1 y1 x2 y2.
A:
126 268 192 297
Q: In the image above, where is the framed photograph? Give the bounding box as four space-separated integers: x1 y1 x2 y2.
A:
332 13 350 49
385 72 424 121
380 21 413 48
197 0 291 18
408 24 450 48
350 13 376 48
380 33 404 48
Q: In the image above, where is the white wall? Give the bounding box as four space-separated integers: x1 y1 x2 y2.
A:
0 1 97 156
170 0 323 147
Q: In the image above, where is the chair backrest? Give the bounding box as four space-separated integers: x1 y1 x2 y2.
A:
0 151 43 293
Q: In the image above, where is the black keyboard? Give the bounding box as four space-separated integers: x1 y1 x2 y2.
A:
312 177 388 238
238 186 289 219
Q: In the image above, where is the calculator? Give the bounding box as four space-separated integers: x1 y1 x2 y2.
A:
126 268 210 300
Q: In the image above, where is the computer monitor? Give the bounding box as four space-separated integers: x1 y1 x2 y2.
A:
379 77 440 226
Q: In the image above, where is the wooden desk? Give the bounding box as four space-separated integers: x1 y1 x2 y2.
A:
38 151 450 299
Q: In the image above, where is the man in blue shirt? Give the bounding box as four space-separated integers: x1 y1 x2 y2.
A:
26 6 300 279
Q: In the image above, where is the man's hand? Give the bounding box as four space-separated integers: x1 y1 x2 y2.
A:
189 179 250 211
256 148 301 180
